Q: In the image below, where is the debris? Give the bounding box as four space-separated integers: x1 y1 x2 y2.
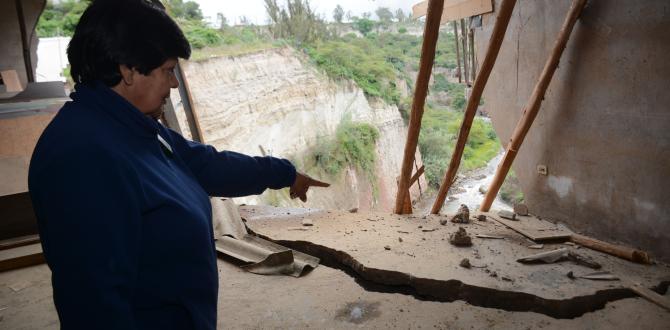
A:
475 234 504 239
528 244 544 249
398 237 403 242
421 228 438 232
476 214 487 221
397 231 410 234
490 271 498 278
348 207 358 213
287 227 310 231
497 210 517 221
459 258 471 268
301 218 313 226
384 245 391 250
449 227 473 247
450 204 470 223
567 271 575 279
514 203 529 216
501 276 513 282
579 271 619 281
517 248 601 269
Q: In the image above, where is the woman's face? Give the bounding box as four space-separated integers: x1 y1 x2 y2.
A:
115 58 179 117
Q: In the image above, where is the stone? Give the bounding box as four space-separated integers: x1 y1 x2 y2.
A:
459 258 471 268
450 204 470 223
498 210 517 221
476 214 487 221
348 207 358 213
384 245 391 250
302 218 313 226
478 186 487 195
514 203 529 216
449 227 473 247
398 237 403 242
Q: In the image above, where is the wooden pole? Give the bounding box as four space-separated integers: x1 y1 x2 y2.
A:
480 0 588 212
394 0 445 214
469 23 476 81
431 0 518 214
570 234 651 264
453 21 462 83
460 18 470 85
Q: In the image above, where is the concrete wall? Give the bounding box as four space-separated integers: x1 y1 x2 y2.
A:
1 0 43 86
476 0 670 260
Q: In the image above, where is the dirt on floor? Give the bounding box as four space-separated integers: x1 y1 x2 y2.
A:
0 205 669 329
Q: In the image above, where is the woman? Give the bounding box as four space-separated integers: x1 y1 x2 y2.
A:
28 0 328 329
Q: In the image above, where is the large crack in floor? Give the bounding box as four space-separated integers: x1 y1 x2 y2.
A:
254 233 669 319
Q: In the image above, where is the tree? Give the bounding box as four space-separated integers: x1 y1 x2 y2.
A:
165 0 203 21
352 17 374 36
395 8 406 23
375 7 393 23
333 4 344 24
264 0 329 43
217 13 228 30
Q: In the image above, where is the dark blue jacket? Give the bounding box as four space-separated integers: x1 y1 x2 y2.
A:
28 82 296 329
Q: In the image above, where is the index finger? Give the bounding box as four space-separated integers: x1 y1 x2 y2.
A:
308 178 330 188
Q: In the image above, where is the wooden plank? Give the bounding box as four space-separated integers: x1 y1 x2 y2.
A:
629 284 670 312
413 0 493 23
0 234 39 251
0 243 45 272
486 212 573 241
394 0 445 214
1 70 23 92
480 0 588 211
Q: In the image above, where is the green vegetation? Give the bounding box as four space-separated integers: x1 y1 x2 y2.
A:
500 171 525 204
312 122 380 179
37 0 90 37
419 107 500 187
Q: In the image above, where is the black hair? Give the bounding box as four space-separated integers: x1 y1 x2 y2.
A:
67 0 191 86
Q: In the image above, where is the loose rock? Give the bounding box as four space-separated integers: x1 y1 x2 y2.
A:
476 214 487 221
459 258 471 268
301 218 313 226
514 203 529 216
498 210 517 221
450 204 470 223
384 245 391 250
449 227 473 247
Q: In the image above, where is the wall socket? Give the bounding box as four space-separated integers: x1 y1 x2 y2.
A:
537 164 548 176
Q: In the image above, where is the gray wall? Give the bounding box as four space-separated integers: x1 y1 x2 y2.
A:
476 0 670 260
1 0 43 86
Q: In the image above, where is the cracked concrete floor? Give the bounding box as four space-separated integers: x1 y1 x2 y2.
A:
0 205 669 329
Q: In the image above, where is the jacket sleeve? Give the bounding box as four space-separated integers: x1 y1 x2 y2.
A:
164 128 297 197
29 149 142 330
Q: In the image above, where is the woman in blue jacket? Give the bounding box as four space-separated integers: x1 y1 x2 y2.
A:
28 0 328 329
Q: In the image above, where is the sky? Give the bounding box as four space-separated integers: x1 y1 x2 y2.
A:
193 0 420 26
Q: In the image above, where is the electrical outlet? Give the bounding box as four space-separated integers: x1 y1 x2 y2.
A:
537 165 548 176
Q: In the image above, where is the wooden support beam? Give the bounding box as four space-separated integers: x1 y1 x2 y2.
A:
431 0 518 214
175 62 205 143
480 0 587 211
394 0 445 214
460 18 470 85
453 21 462 83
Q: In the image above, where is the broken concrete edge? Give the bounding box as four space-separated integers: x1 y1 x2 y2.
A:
246 228 670 319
